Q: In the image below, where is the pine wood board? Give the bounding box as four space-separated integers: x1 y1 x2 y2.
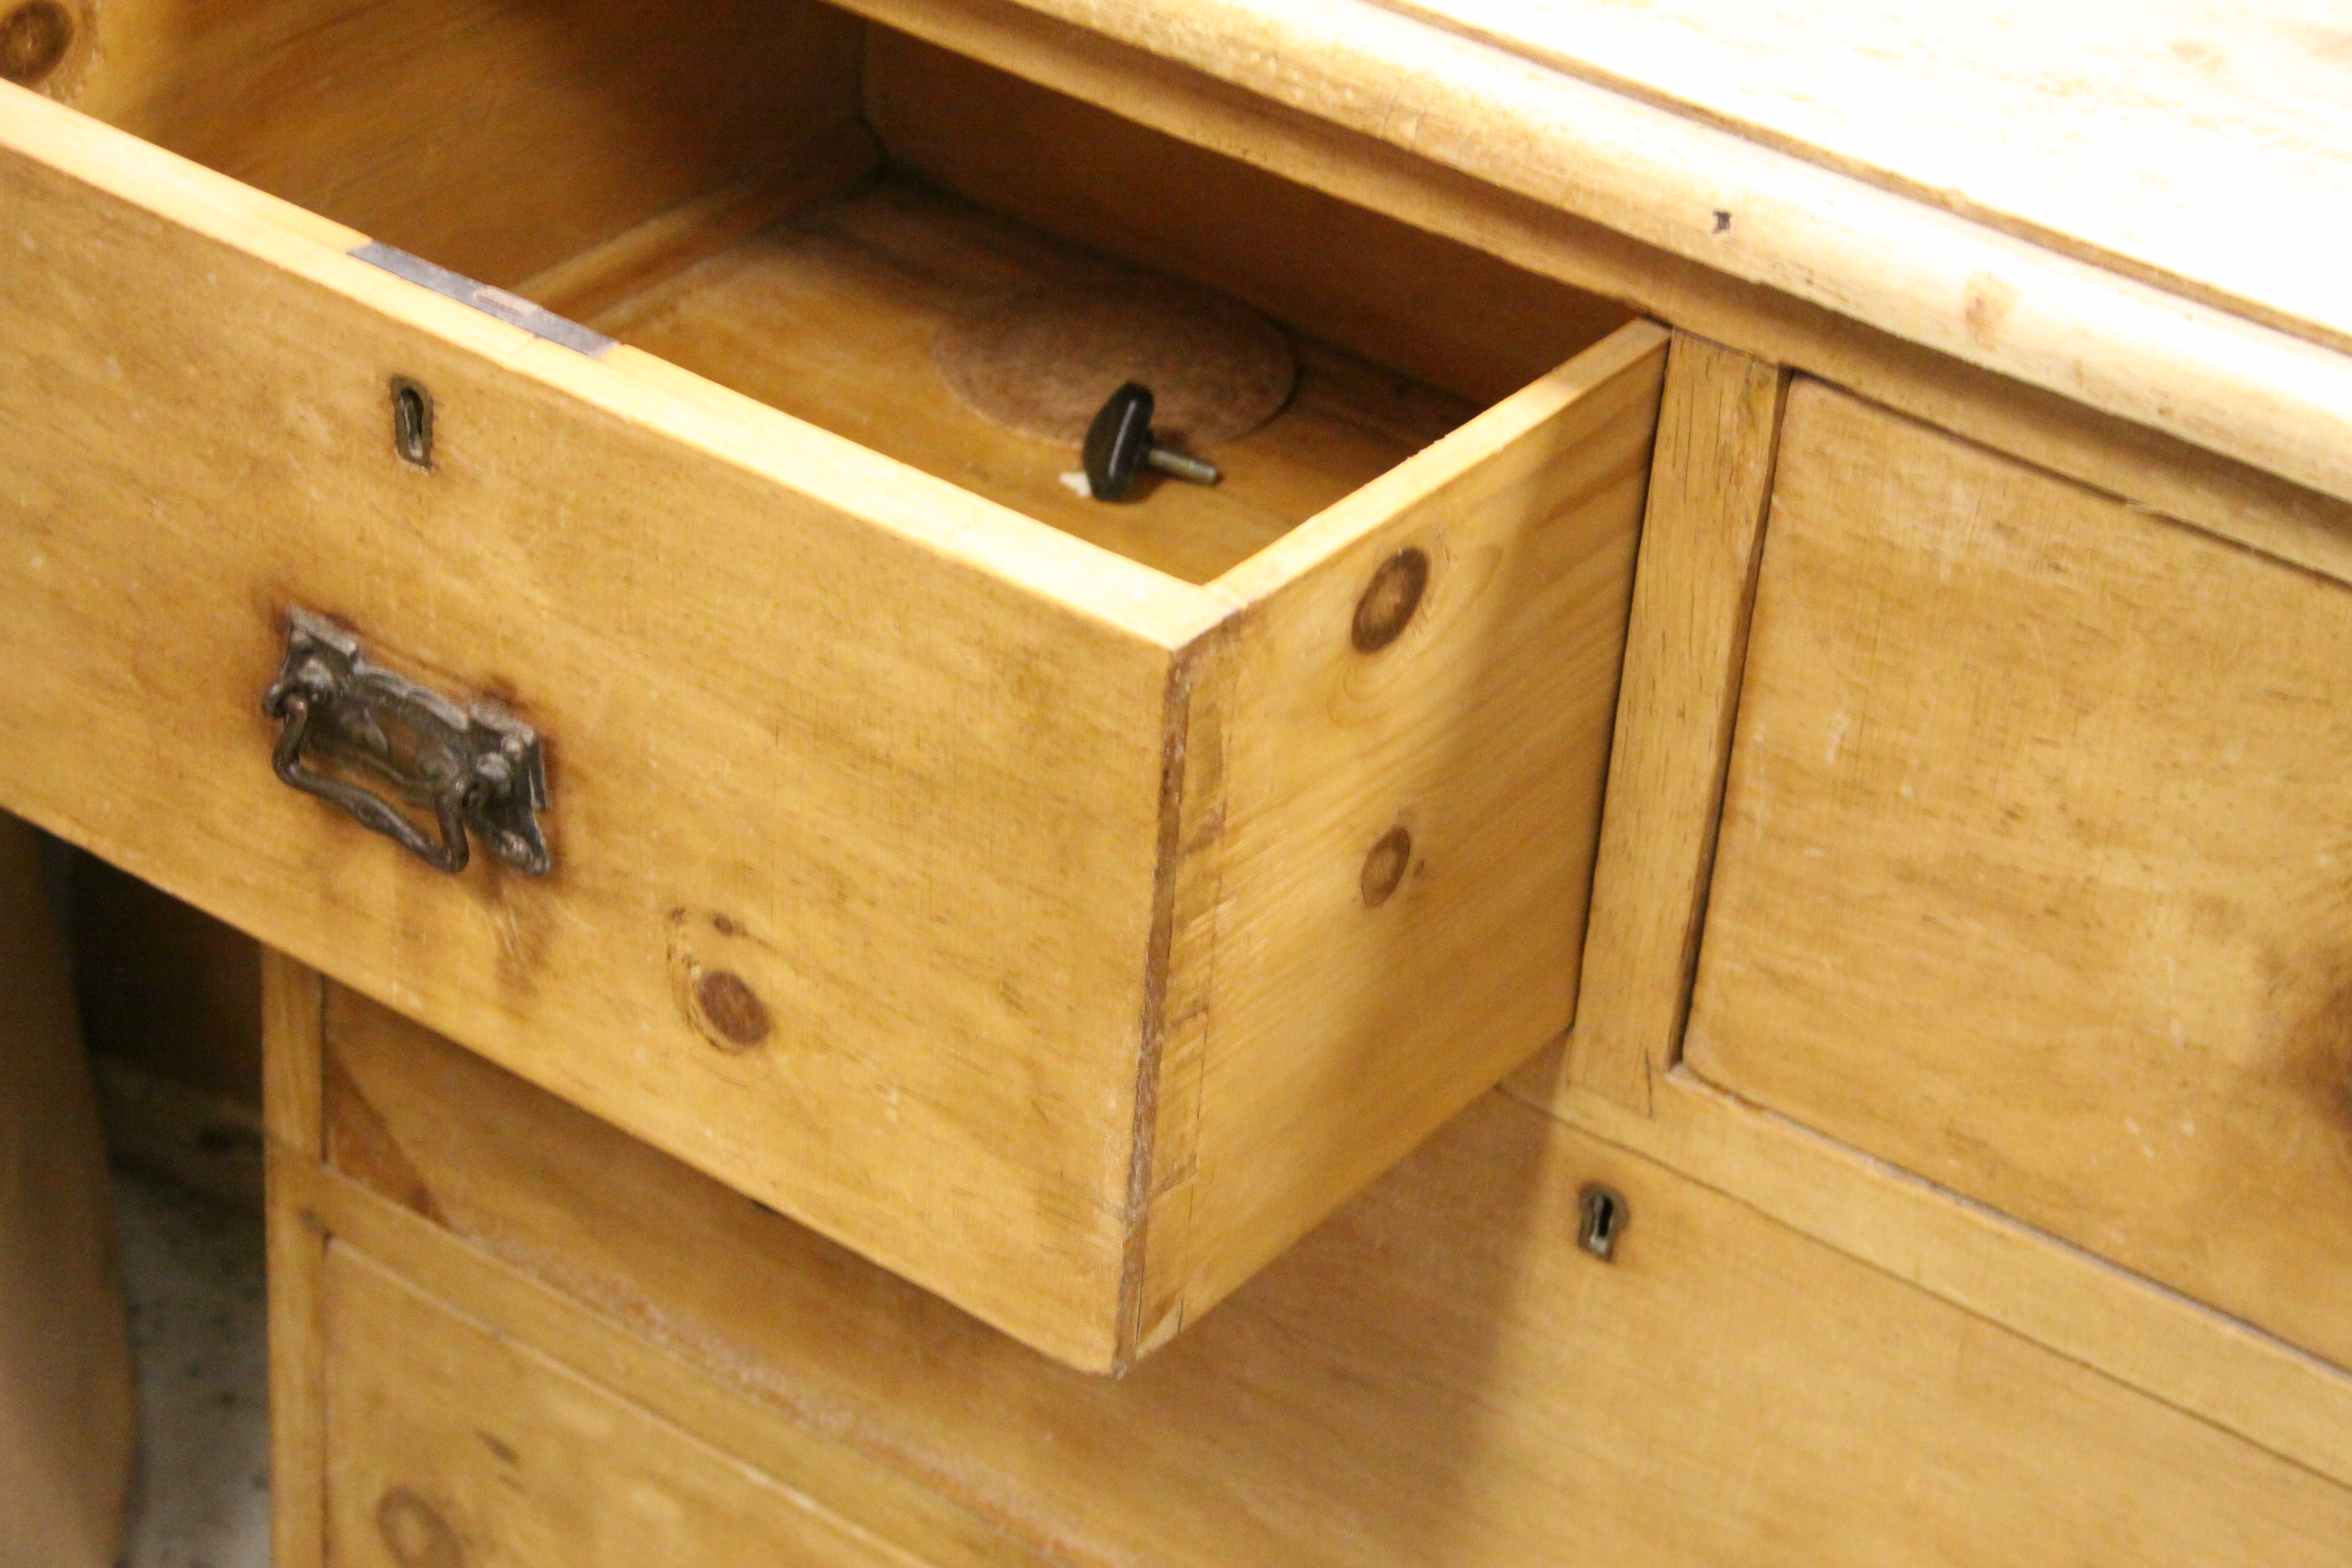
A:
1559 333 1785 1112
307 987 2352 1566
321 1245 935 1568
587 175 1477 586
862 30 1631 409
1688 382 2352 1371
0 81 1219 1371
1381 0 2352 361
859 0 2352 515
0 817 134 1568
1148 323 1666 1335
40 0 868 290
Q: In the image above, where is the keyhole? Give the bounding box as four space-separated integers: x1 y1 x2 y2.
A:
391 377 433 468
1577 1183 1627 1262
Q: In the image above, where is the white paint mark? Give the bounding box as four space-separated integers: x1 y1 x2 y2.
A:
1058 469 1095 499
1823 712 1851 767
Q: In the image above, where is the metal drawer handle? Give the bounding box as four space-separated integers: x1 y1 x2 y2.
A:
261 608 551 876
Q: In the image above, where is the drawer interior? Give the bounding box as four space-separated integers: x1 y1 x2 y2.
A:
27 0 1630 585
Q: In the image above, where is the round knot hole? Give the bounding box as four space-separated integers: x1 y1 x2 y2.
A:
377 1488 465 1568
694 969 772 1051
0 2 72 84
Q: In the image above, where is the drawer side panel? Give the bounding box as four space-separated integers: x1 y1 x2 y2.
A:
1153 321 1668 1331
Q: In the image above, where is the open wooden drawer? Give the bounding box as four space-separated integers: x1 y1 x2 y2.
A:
0 1 1662 1369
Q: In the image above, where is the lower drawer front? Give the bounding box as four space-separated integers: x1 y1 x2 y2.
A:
286 978 2352 1566
321 1245 909 1568
1689 383 2352 1366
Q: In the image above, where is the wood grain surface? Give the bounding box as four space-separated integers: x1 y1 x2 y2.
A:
41 0 867 289
843 0 2352 514
1555 334 1785 1112
0 81 1220 1370
321 1245 930 1568
1149 322 1665 1339
302 985 2352 1566
1690 382 2352 1369
1383 0 2352 358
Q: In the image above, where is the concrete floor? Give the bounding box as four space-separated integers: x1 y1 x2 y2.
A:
113 1170 271 1568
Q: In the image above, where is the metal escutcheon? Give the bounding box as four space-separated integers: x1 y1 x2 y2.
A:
262 608 550 876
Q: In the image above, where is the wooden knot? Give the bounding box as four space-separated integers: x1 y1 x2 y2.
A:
1360 826 1413 908
1352 548 1429 653
0 3 72 85
378 1487 465 1568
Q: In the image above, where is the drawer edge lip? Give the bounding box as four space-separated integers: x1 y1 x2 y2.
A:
1207 319 1671 607
0 80 1230 655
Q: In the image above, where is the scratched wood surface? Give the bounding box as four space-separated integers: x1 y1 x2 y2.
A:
290 982 2352 1566
1146 322 1666 1343
0 81 1216 1371
27 0 867 289
1 70 1653 1368
1382 0 2352 359
846 0 2352 515
1689 383 2352 1371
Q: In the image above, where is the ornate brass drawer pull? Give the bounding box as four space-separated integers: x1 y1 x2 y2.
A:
262 608 550 876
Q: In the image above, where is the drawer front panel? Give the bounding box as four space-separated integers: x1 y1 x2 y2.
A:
320 1244 914 1568
0 83 1201 1368
4 82 1666 1368
1689 383 2352 1365
296 979 2352 1567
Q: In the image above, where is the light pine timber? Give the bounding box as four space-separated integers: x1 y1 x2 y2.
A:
861 31 1632 408
308 986 2352 1567
1383 0 2352 362
1508 358 2352 1481
0 817 134 1568
0 83 1660 1367
512 120 888 327
0 80 1219 1371
40 0 868 289
582 176 1478 586
830 0 2352 586
1142 321 1666 1341
1688 383 2352 1372
320 1246 934 1568
262 927 331 1568
956 0 2352 510
270 1177 1028 1568
1540 333 1785 1113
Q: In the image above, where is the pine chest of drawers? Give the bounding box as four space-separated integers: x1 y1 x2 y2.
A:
7 0 2351 1560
